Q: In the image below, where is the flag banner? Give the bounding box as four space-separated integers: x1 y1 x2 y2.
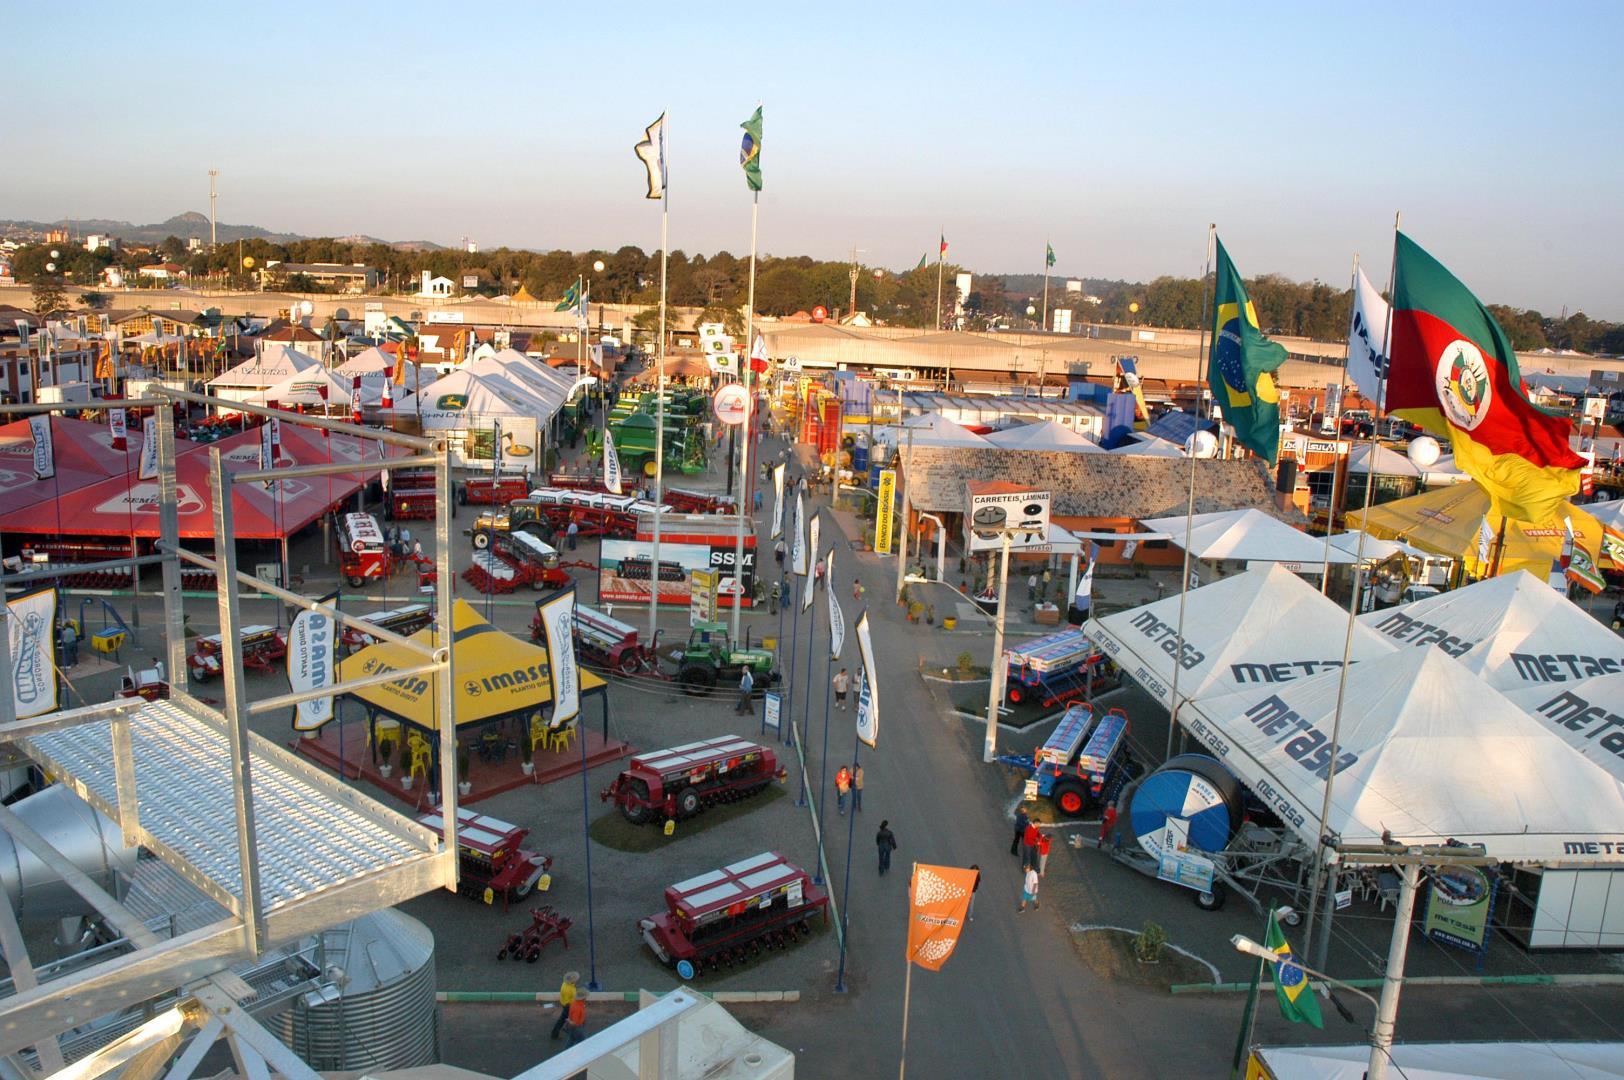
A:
1210 238 1289 464
1346 266 1391 410
260 421 276 491
874 469 896 555
8 587 58 720
351 376 364 423
826 551 844 657
604 429 625 495
749 332 769 374
1046 242 1056 268
770 464 786 540
1602 524 1624 569
1386 232 1585 524
1266 909 1323 1028
493 419 505 475
28 415 53 480
1552 516 1576 591
939 234 948 255
95 342 114 381
556 278 581 313
802 515 819 612
791 492 808 576
537 588 581 728
1477 516 1494 568
378 438 391 495
287 606 336 731
1568 536 1606 594
1074 559 1095 608
138 417 159 480
739 105 762 192
635 112 667 200
915 254 927 271
854 611 878 748
270 416 282 451
906 864 978 971
109 407 127 452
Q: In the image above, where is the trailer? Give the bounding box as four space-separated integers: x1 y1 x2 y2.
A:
337 512 393 588
14 541 137 589
188 625 287 682
458 473 531 506
602 735 782 824
387 468 438 520
533 602 660 675
339 603 432 652
996 704 1136 817
1004 628 1112 708
546 474 735 515
418 806 553 910
639 851 827 976
463 530 567 595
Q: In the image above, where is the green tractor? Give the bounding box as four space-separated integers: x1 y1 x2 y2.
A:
671 621 779 696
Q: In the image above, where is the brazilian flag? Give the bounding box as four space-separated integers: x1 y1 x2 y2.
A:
555 277 581 313
739 106 763 192
1209 238 1288 463
1266 910 1323 1028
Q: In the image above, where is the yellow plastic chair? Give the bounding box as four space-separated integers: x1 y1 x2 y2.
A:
549 725 576 756
529 714 548 757
406 733 432 785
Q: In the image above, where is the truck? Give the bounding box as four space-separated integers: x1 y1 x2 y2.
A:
669 622 778 696
996 703 1136 818
639 851 827 977
418 807 553 910
601 735 782 824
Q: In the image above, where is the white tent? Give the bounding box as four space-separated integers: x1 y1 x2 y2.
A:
1085 564 1396 715
1109 434 1185 457
982 420 1104 453
492 347 573 395
1138 508 1356 569
1507 672 1624 784
1190 647 1624 864
404 368 554 429
1585 496 1624 531
895 412 990 447
246 366 354 407
464 355 566 412
207 345 319 405
1251 1041 1624 1080
1357 570 1622 693
1325 531 1431 563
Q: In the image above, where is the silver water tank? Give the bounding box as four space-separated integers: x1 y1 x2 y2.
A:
0 786 139 921
274 909 439 1071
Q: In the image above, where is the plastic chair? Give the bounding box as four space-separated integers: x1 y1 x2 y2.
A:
529 715 548 757
549 725 576 755
407 733 432 785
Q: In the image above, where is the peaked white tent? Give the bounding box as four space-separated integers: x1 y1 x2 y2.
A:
406 368 553 428
1358 570 1622 693
246 366 354 407
207 345 318 403
464 355 566 412
1109 434 1185 457
982 420 1104 453
1191 647 1624 864
1085 564 1396 716
1251 1040 1624 1080
492 347 573 395
895 412 990 447
1324 531 1430 563
1507 672 1624 784
1138 508 1356 569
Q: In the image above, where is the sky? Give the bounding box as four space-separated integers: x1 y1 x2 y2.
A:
4 1 1622 317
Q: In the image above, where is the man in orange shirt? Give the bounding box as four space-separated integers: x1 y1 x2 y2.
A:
835 765 852 815
563 993 588 1047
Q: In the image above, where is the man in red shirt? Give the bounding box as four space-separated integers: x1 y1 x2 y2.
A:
1021 820 1041 871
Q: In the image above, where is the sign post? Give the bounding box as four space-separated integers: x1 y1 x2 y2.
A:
874 469 896 555
967 484 1051 763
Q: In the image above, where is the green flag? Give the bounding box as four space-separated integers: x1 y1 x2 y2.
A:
1209 238 1288 463
555 277 581 312
1265 910 1323 1028
1045 242 1056 268
915 254 927 271
739 106 763 192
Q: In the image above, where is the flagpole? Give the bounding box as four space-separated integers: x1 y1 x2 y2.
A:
1319 253 1360 594
649 116 669 647
1305 212 1401 967
833 727 862 993
1041 240 1050 334
1165 224 1215 761
788 573 802 764
732 186 760 642
935 230 945 331
800 547 819 809
815 603 834 886
898 863 918 1080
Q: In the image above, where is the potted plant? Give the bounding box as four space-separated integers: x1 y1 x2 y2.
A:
955 651 975 676
457 740 472 797
906 601 923 623
520 732 535 776
942 614 957 631
925 604 936 625
1134 921 1167 964
377 736 395 779
898 584 911 608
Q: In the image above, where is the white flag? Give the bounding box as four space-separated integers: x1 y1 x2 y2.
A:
826 551 844 658
634 113 667 200
769 463 786 540
260 420 276 491
791 492 807 576
538 588 581 728
854 611 878 748
802 515 820 612
604 429 624 495
1074 560 1095 609
1346 266 1390 410
1477 516 1494 567
109 407 128 451
138 416 159 480
493 419 504 475
28 415 54 480
287 608 336 731
8 587 58 720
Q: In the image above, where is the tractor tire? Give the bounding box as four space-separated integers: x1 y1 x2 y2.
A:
472 530 492 550
1051 780 1089 818
457 484 469 505
1008 686 1024 704
678 665 716 695
1194 882 1228 912
620 779 652 824
347 575 366 589
618 652 643 676
677 788 702 818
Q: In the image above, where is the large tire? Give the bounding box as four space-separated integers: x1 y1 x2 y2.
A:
457 484 468 505
678 665 715 696
347 575 366 589
620 778 652 824
1194 881 1228 912
1051 779 1089 818
472 530 492 550
677 788 701 818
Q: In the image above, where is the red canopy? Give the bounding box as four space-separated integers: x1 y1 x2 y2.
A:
0 416 174 518
0 421 402 541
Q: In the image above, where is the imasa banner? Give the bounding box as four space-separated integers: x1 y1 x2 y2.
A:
138 417 159 480
28 415 53 480
603 429 624 495
801 515 820 612
791 492 807 576
259 420 276 490
854 610 879 748
537 588 580 728
8 587 58 720
770 463 786 541
287 607 336 730
826 551 844 658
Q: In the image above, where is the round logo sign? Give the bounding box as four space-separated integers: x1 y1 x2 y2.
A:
811 305 828 323
1434 339 1492 431
713 383 750 426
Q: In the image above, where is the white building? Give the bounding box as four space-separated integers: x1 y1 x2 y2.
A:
85 234 119 253
417 270 454 298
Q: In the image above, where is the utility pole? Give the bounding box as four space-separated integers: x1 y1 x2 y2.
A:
847 246 859 322
208 169 219 249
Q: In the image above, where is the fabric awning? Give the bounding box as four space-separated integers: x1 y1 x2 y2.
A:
1138 508 1356 567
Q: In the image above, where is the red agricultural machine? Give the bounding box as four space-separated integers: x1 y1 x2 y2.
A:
464 530 569 594
386 468 438 520
533 602 661 676
418 807 553 911
15 540 137 589
188 625 287 682
601 735 781 825
548 473 735 514
338 603 432 653
639 852 827 976
458 473 531 506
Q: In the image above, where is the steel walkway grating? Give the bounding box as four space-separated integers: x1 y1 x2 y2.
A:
21 699 435 911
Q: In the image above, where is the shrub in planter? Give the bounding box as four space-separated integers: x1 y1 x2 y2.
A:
377 737 395 777
955 651 975 675
907 601 924 623
520 733 535 774
456 740 471 795
1134 921 1168 964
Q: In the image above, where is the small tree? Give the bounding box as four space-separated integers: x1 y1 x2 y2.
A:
78 290 111 311
31 279 66 317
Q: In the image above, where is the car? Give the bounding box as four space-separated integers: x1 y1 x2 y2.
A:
1400 584 1441 604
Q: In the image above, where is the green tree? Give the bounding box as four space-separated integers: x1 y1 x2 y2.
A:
78 290 111 311
697 302 746 338
31 279 66 316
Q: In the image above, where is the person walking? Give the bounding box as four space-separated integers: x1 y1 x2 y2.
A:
850 762 863 812
1037 831 1053 875
1011 805 1030 858
736 668 755 715
832 667 850 710
1027 573 1038 602
562 993 588 1047
1018 864 1041 912
852 579 865 603
835 764 851 815
876 820 897 875
774 539 786 570
60 621 78 667
1041 566 1053 601
550 971 579 1040
1021 818 1041 871
968 864 981 921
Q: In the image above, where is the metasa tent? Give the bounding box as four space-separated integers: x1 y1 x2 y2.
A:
1248 1041 1624 1080
982 420 1104 453
1085 564 1396 714
1188 647 1624 864
1138 508 1356 572
247 366 355 407
1507 672 1624 784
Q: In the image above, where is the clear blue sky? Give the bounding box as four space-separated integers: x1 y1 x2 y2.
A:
5 2 1621 317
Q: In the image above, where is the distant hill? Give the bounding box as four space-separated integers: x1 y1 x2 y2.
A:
0 212 441 250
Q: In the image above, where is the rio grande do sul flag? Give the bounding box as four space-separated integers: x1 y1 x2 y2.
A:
1386 233 1584 524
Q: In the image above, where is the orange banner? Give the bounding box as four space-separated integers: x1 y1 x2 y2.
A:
906 864 977 971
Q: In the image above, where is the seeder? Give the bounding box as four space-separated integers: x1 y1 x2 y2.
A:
639 852 826 976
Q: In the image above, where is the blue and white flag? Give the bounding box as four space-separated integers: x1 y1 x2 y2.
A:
538 588 581 728
634 113 667 200
826 551 844 657
802 515 819 612
791 492 807 576
603 429 624 495
769 463 786 540
1346 266 1390 410
27 415 53 480
854 611 878 748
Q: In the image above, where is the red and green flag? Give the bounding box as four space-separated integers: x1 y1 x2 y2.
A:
939 234 948 255
1386 233 1584 524
1209 237 1289 463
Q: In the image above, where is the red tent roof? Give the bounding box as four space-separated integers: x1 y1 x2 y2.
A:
0 422 401 541
0 416 181 518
